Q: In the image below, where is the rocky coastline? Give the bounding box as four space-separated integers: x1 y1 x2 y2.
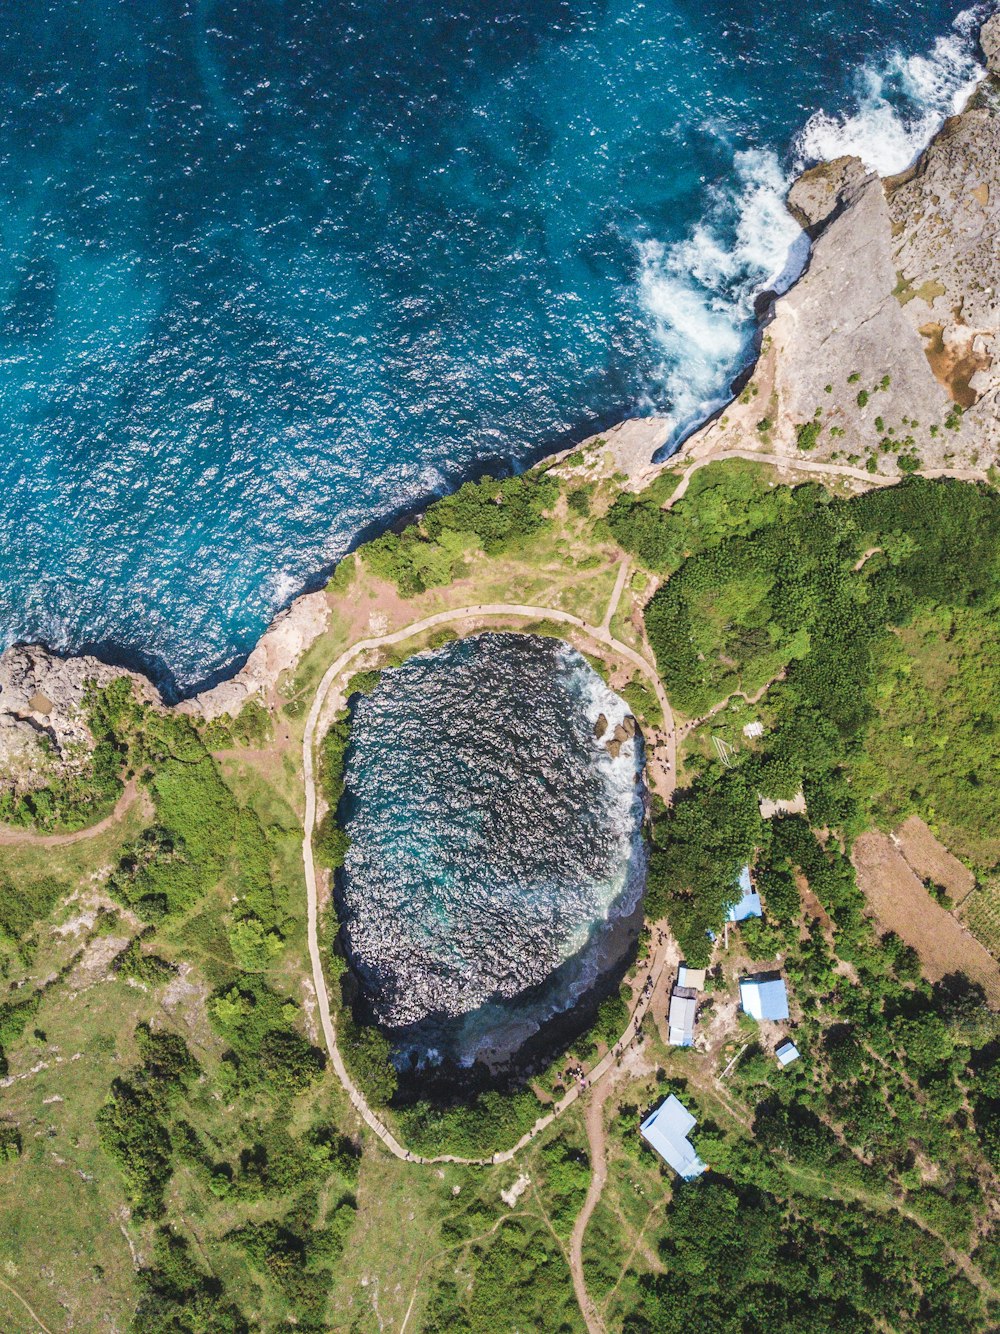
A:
3 13 1000 781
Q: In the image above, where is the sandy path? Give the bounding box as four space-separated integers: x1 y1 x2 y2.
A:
0 778 143 848
661 446 988 510
601 558 631 634
568 1079 615 1334
0 1276 54 1334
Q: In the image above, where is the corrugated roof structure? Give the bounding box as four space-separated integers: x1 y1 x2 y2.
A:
775 1039 800 1066
668 986 697 1047
739 974 790 1021
639 1095 707 1179
678 965 707 990
727 865 762 922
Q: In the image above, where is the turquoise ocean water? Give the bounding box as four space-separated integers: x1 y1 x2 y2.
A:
0 1 988 694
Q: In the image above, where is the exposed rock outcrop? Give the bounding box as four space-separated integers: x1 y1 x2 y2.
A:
675 44 1000 480
787 155 869 233
177 586 330 721
0 645 160 791
980 12 1000 75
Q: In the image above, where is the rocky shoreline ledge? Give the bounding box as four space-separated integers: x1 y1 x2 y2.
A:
3 14 1000 778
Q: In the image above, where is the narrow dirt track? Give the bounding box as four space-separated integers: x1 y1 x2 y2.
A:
569 1079 616 1334
661 446 988 509
0 778 142 848
300 590 678 1166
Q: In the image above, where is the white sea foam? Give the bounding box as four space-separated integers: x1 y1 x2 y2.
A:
640 6 990 451
795 5 986 175
637 148 807 442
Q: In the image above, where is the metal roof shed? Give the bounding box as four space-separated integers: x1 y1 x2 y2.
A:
727 866 762 922
639 1095 707 1180
668 987 697 1047
739 975 790 1022
775 1039 800 1066
677 965 707 990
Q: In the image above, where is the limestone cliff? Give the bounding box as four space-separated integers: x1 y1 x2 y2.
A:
0 645 160 793
677 15 1000 478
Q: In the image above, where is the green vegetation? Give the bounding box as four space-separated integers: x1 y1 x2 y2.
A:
202 697 275 750
314 708 353 871
0 677 143 831
629 468 1000 959
795 419 821 450
620 675 663 727
624 1175 981 1331
362 470 559 595
607 459 789 576
646 773 762 965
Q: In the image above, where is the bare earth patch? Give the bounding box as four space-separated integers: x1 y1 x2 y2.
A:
894 816 976 906
852 831 1000 1005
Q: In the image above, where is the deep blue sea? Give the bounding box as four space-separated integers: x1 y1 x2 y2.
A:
0 1 988 694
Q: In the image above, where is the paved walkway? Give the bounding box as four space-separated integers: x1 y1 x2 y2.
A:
300 591 678 1167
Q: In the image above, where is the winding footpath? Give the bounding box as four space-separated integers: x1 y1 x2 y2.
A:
0 779 143 848
300 584 677 1168
661 445 989 508
568 1077 616 1334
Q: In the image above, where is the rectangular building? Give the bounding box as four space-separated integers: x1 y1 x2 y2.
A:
639 1094 707 1179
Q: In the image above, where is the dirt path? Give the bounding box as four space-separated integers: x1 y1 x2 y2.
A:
0 778 143 848
301 604 678 1165
677 671 786 739
661 447 988 510
601 558 630 634
569 1079 616 1334
0 1276 54 1334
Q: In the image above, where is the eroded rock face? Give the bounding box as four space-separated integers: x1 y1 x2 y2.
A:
178 586 330 721
786 156 870 232
0 645 159 791
675 39 1000 480
980 13 1000 75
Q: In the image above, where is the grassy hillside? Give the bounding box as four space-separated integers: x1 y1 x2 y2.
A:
1 457 1000 1330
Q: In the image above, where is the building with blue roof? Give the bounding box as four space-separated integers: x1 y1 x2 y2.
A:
739 974 790 1022
727 865 762 922
639 1094 707 1179
775 1038 800 1067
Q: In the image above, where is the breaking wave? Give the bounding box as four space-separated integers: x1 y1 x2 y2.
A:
640 4 989 455
638 149 809 444
796 5 987 174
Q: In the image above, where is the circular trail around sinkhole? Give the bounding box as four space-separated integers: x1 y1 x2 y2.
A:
335 632 647 1068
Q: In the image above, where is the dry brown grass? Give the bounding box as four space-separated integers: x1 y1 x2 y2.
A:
895 816 975 906
852 831 1000 1006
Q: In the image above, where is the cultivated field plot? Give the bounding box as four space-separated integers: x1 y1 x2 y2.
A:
961 876 1000 963
894 816 976 906
852 831 1000 1006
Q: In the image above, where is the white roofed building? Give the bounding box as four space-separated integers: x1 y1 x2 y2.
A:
668 987 698 1046
639 1095 707 1179
776 1038 800 1066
